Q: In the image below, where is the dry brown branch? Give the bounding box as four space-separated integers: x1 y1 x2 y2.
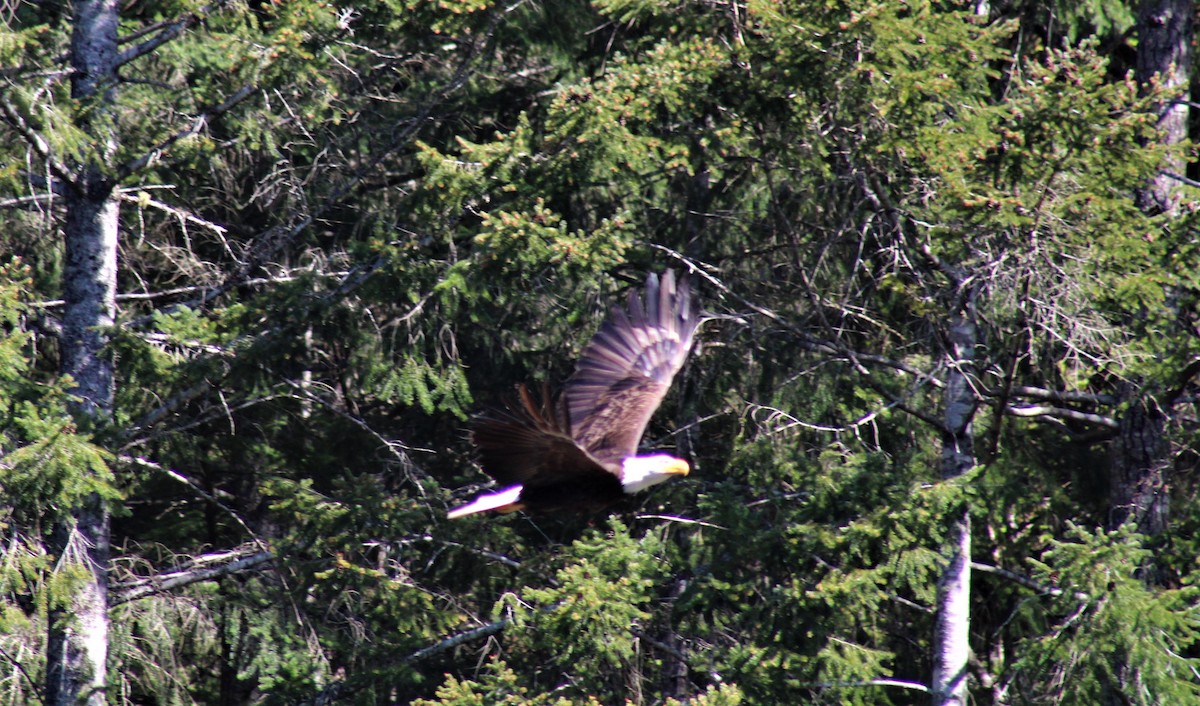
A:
111 544 273 606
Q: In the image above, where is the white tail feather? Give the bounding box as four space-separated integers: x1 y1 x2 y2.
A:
447 485 524 519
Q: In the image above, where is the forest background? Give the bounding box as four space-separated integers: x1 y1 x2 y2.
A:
2 0 1200 704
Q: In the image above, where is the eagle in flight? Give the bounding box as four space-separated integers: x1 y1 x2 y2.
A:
449 270 698 518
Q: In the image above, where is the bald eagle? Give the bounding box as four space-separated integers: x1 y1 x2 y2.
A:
448 270 698 518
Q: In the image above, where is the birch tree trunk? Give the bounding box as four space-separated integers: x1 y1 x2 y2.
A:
931 306 977 706
46 1 120 704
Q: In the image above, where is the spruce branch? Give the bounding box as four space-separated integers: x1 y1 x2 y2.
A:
292 618 512 706
122 0 523 330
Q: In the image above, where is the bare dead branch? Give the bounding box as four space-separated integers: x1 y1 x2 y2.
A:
0 644 44 705
118 455 259 541
748 401 896 437
971 561 1089 602
1003 404 1118 429
631 628 689 662
116 84 256 181
114 2 227 69
635 514 728 529
120 392 289 449
124 383 213 437
31 271 347 309
0 96 76 187
404 618 510 664
650 243 949 430
1161 170 1200 188
280 379 432 486
0 192 57 209
1006 386 1116 406
119 189 229 236
111 544 273 606
124 1 527 332
1164 357 1200 406
800 678 931 695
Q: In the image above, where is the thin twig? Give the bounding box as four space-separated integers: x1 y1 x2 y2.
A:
635 514 727 530
114 2 227 68
116 84 256 180
119 455 259 541
0 96 75 187
0 644 44 705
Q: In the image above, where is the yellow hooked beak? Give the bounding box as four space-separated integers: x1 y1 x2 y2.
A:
664 458 690 477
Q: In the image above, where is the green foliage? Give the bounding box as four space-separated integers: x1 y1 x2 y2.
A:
500 520 670 695
681 426 949 704
0 261 117 530
3 0 1200 704
2 397 116 523
1010 524 1200 704
1041 0 1136 42
0 260 118 701
109 590 220 705
412 659 603 706
417 663 744 706
470 203 633 281
370 351 474 418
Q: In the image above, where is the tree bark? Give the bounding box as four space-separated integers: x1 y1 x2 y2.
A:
1135 0 1193 215
46 2 120 705
932 308 977 706
1108 386 1169 534
1109 0 1194 537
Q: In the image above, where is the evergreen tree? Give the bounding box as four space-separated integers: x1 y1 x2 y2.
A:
1 0 1198 704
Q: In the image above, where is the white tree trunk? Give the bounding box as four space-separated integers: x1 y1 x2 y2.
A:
61 193 119 416
932 510 971 706
46 2 120 704
932 310 976 706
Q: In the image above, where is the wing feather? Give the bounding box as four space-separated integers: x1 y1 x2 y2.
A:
470 384 621 488
565 271 699 464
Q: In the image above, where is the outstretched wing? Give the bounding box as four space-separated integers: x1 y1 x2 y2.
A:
470 384 620 488
564 270 699 465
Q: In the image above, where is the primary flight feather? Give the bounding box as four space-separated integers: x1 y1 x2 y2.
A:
448 270 698 518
